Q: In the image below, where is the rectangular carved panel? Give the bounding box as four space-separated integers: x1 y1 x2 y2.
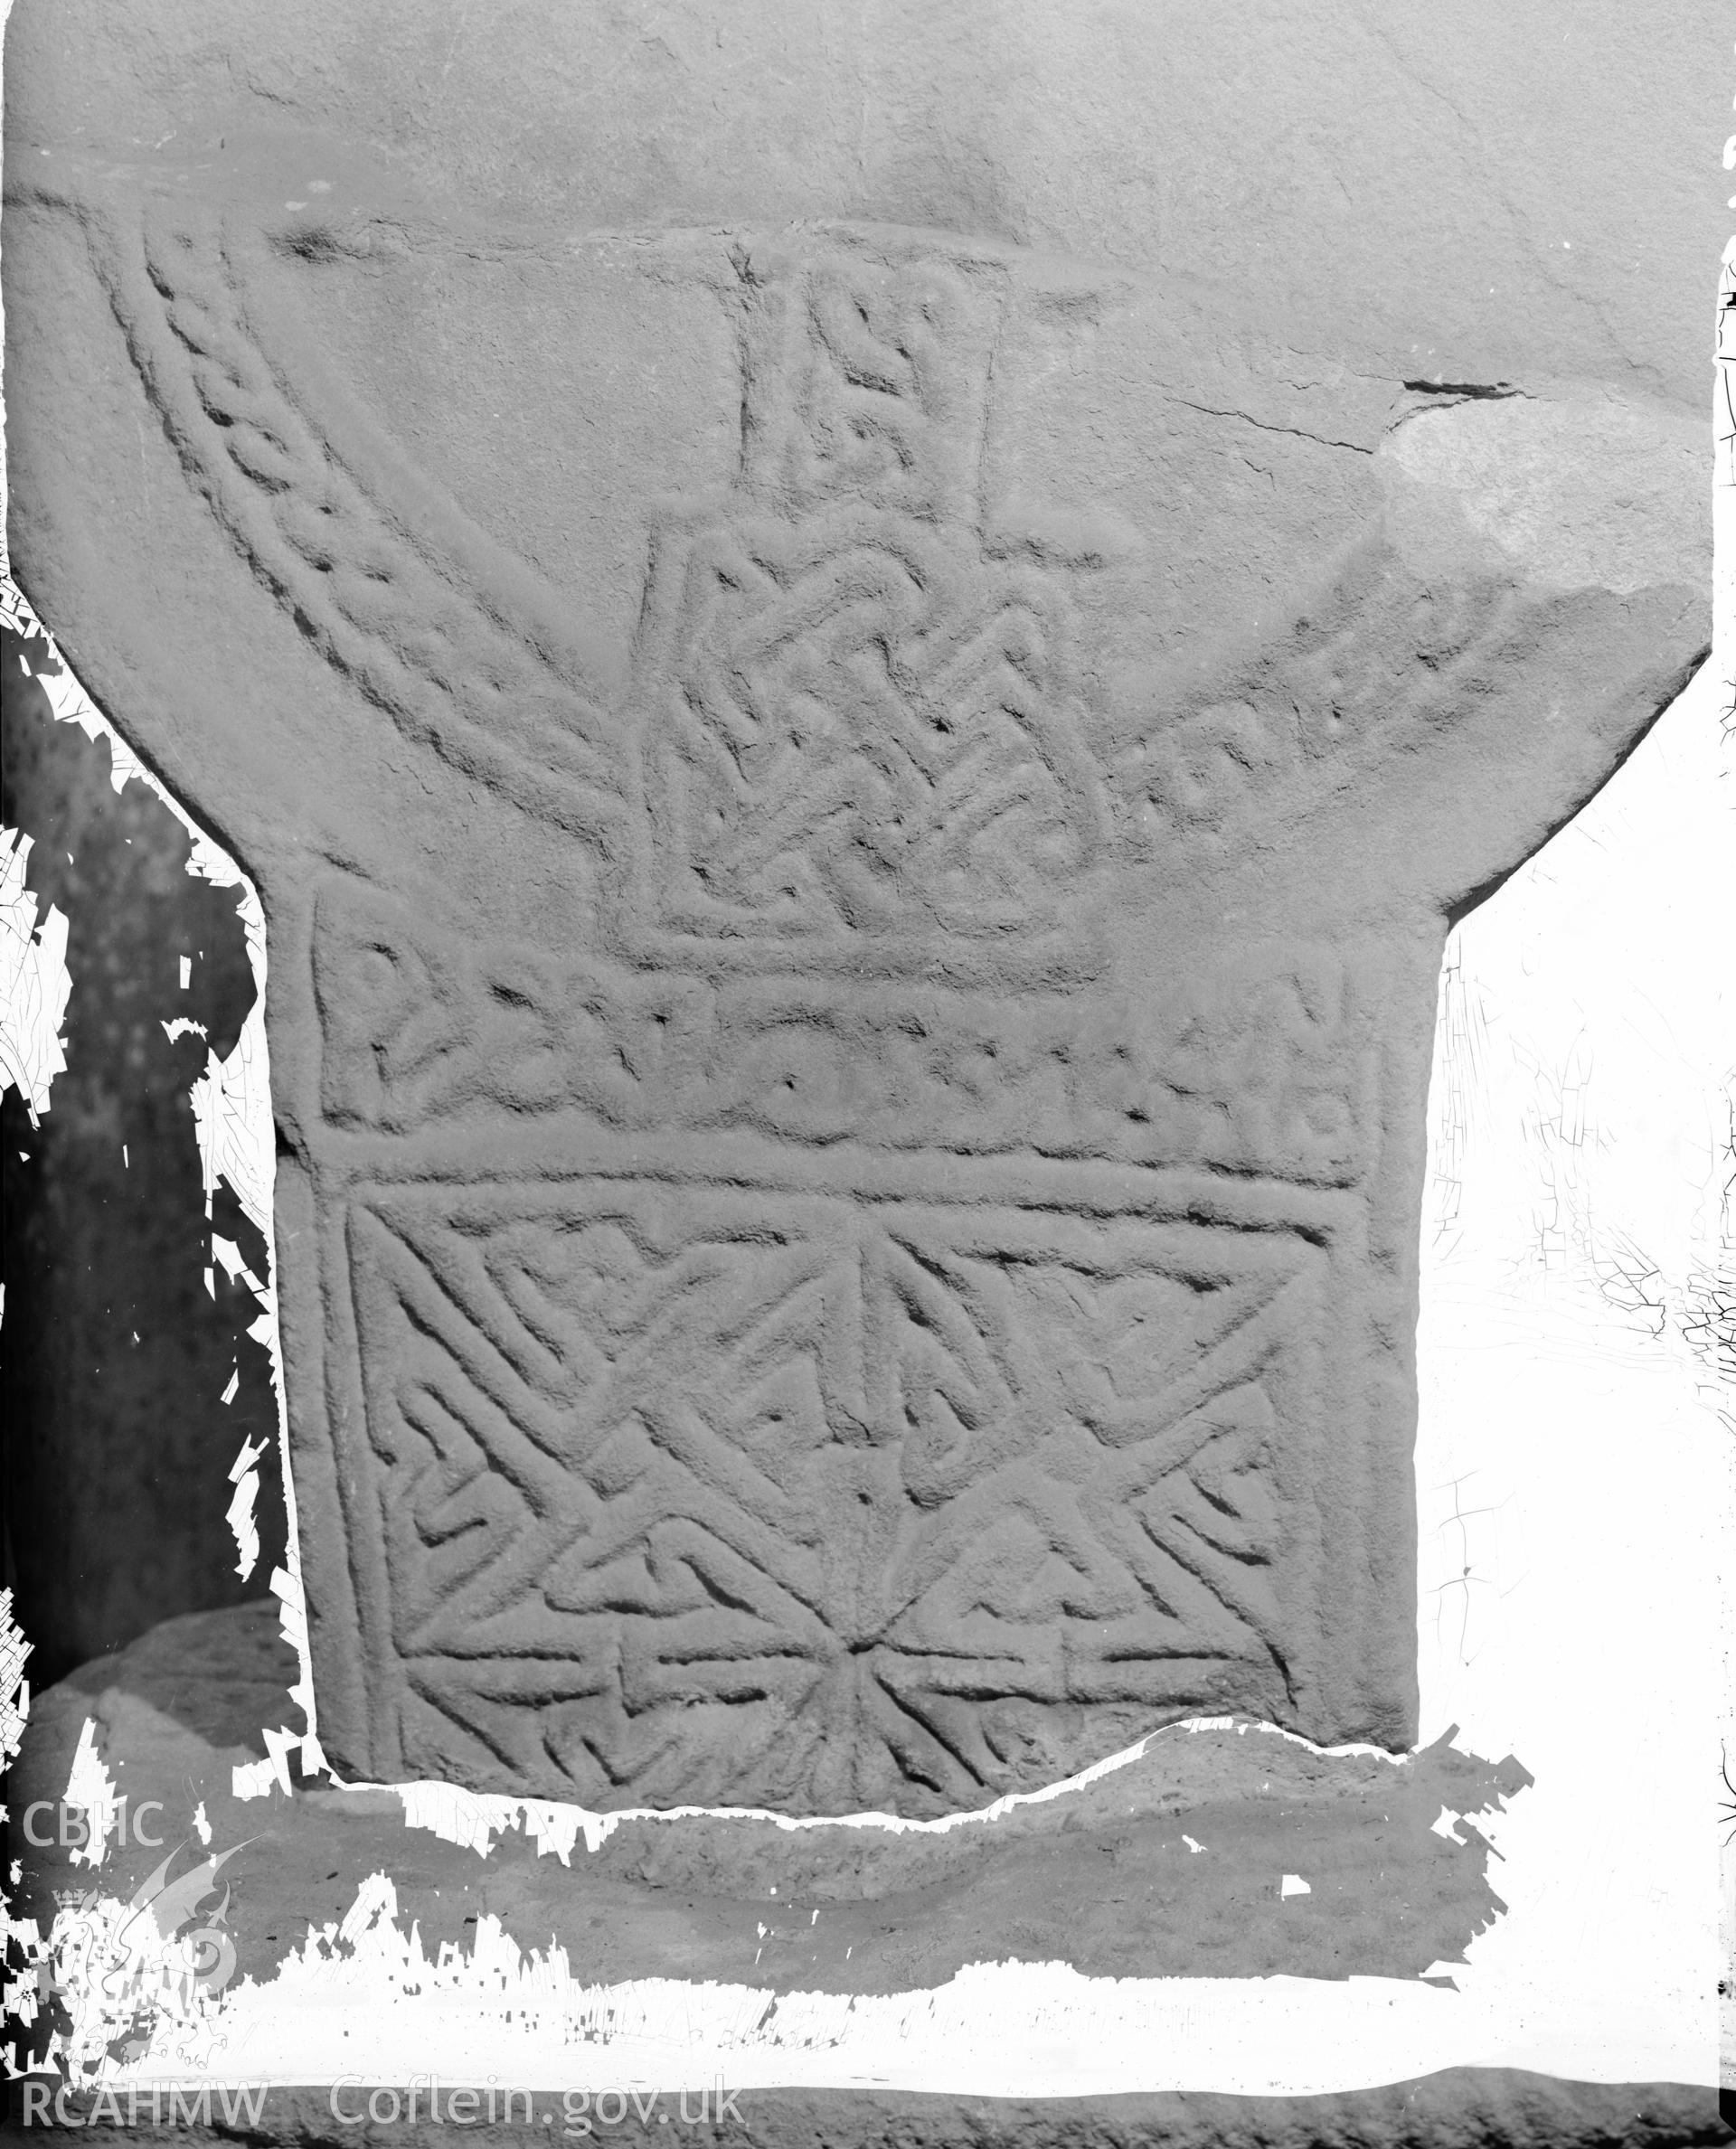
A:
313 878 1379 1188
627 252 1109 985
332 1172 1343 1814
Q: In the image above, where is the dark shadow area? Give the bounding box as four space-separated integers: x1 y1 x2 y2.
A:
0 620 285 1690
43 1598 298 1758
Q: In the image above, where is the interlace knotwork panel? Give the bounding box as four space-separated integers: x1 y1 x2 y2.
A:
346 1177 1333 1814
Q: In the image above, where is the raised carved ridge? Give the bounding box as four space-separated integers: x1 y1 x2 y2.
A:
91 199 624 843
344 1175 1331 1813
313 878 1376 1187
626 245 1114 982
75 194 1552 912
1109 540 1529 853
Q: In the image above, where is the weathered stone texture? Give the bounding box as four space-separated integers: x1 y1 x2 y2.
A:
3 1 1713 1817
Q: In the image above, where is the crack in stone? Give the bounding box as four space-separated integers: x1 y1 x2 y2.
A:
1165 397 1374 455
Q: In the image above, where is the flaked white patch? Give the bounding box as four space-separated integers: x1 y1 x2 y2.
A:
188 1015 272 1245
231 1726 302 1805
53 1871 1491 2098
63 1721 119 1871
1381 393 1708 597
224 1437 265 1580
397 1783 593 1863
384 1711 1410 1868
0 1589 32 1768
0 826 72 1129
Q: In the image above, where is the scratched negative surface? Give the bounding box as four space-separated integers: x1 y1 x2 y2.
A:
8 142 1709 1814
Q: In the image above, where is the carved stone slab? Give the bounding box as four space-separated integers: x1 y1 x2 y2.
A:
3 3 1712 1816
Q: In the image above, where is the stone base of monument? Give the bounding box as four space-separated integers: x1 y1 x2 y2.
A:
7 1607 1718 2143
